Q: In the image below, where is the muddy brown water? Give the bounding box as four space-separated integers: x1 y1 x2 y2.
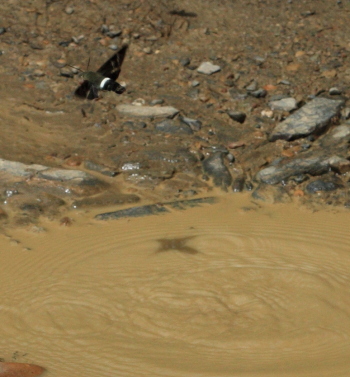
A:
0 193 349 377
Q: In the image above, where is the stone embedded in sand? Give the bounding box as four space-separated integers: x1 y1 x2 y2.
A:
116 104 179 118
197 62 221 75
0 362 45 377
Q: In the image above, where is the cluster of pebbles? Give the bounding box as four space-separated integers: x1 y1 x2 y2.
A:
0 0 349 227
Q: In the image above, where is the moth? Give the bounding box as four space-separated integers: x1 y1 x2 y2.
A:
73 44 128 100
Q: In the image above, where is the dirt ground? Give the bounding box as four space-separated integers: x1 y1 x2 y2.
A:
0 0 350 225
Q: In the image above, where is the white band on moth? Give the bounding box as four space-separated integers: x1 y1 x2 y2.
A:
100 77 111 89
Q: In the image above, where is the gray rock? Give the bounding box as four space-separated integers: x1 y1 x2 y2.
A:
249 89 267 98
116 104 179 118
269 97 297 112
179 116 202 131
202 152 232 190
155 119 193 134
269 97 344 141
329 87 342 95
246 81 258 91
227 110 246 124
306 179 344 193
197 62 221 75
0 159 47 177
95 197 217 220
180 57 191 66
256 155 340 185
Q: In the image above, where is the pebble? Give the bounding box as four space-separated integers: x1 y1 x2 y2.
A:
249 88 267 98
0 27 6 35
227 110 246 124
197 62 221 75
143 47 152 54
116 104 179 118
269 97 297 112
155 119 193 135
306 179 343 193
65 6 74 14
246 81 258 91
179 116 202 131
191 80 200 87
269 97 344 141
150 99 164 106
329 87 342 95
180 57 191 66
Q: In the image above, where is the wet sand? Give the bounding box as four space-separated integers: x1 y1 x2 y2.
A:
1 193 349 377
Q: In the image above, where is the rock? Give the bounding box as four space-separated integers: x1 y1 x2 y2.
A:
155 119 193 134
116 104 179 118
328 156 350 174
227 110 246 124
306 178 344 193
0 362 45 377
202 152 232 190
179 116 202 131
249 89 267 98
150 98 164 106
180 57 191 66
269 97 297 112
84 160 118 177
95 197 217 220
197 62 221 75
269 97 344 141
246 81 258 91
255 155 340 185
329 87 342 95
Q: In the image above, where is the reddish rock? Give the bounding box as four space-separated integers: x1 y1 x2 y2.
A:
0 362 45 377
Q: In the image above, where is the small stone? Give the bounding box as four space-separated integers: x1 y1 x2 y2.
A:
109 44 119 50
197 61 221 75
191 80 200 87
155 119 193 135
143 47 152 54
246 81 258 91
179 116 202 131
227 110 246 124
117 104 179 118
150 99 164 106
250 89 267 98
180 57 191 66
329 87 342 95
306 179 343 193
269 97 297 112
65 6 74 14
261 109 273 118
0 27 6 35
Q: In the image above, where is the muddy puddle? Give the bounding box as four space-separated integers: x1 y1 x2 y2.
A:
0 193 349 377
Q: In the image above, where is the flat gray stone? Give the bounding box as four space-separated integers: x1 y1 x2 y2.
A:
155 119 193 135
269 97 344 141
256 155 339 185
95 197 217 220
269 97 297 112
116 104 179 118
197 62 221 75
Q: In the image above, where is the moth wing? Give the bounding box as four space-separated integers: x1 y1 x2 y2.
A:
75 80 99 99
97 44 128 81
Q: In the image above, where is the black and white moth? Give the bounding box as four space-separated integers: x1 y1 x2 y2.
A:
74 44 128 100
